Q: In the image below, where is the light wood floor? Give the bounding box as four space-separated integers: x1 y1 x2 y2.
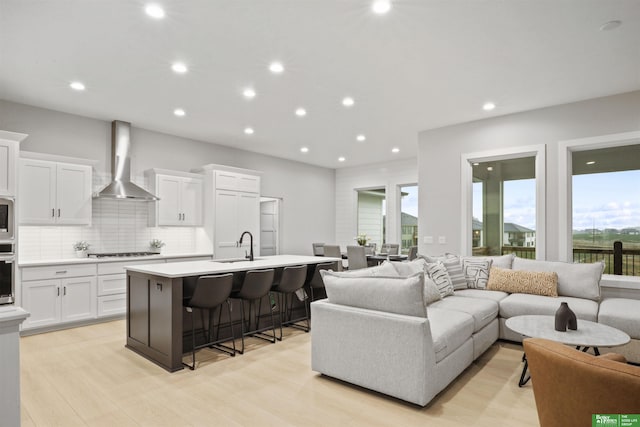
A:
20 320 539 426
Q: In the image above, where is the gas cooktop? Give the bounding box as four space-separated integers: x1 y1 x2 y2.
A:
87 252 161 258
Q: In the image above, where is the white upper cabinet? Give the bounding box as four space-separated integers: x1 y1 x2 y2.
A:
146 169 203 227
19 159 92 225
0 131 27 197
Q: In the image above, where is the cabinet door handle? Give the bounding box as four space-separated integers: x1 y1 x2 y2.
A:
156 283 162 292
182 213 185 220
55 270 67 274
58 209 61 217
52 208 55 218
57 287 60 296
63 286 66 296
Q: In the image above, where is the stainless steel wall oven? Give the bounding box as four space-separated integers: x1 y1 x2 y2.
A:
0 244 15 304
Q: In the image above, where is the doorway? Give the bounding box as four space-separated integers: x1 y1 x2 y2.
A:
260 197 281 256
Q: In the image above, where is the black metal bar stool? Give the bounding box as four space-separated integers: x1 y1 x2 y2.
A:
230 269 277 354
182 273 236 370
308 261 339 303
272 265 309 340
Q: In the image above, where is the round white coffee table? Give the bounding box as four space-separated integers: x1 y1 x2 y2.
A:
505 315 630 387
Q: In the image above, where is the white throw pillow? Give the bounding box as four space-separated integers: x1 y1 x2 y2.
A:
423 277 442 305
425 261 454 297
320 270 427 317
463 258 493 289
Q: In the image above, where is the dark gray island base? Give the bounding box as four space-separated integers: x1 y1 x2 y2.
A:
125 255 339 372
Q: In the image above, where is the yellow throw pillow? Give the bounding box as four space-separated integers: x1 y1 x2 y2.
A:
486 267 558 297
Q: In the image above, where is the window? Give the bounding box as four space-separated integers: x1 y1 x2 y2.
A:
571 144 640 276
399 185 418 253
357 188 386 249
461 144 545 259
471 157 536 258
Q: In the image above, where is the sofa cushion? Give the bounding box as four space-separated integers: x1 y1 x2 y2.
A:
427 307 475 362
426 262 454 297
454 288 510 302
422 254 466 290
463 258 493 289
486 267 558 297
429 296 499 333
598 298 640 339
328 261 399 278
389 259 441 305
390 258 427 276
511 257 603 301
499 293 598 321
321 270 427 318
463 253 514 269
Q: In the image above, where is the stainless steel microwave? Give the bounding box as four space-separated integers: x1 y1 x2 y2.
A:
0 198 14 240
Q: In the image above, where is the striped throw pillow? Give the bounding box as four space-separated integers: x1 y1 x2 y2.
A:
463 258 493 289
422 254 466 290
426 261 454 297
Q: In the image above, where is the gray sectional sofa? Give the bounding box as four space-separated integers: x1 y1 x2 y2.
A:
310 256 640 406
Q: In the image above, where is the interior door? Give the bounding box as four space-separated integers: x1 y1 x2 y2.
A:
260 199 278 256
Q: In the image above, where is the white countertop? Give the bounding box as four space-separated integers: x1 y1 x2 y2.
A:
19 253 213 267
126 255 341 278
0 306 30 324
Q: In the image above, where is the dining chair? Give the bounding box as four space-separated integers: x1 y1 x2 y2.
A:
322 245 344 271
380 243 399 255
311 242 324 256
408 245 418 260
347 245 368 270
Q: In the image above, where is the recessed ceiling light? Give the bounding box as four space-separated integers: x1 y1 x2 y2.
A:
356 134 366 142
342 97 355 107
243 88 256 99
482 102 496 111
600 20 622 31
472 162 479 166
173 108 185 117
145 4 165 19
487 166 493 171
171 62 188 74
338 157 346 162
586 161 596 165
391 147 400 153
295 108 307 117
300 147 309 153
372 0 391 15
269 62 284 74
244 127 254 135
69 81 85 91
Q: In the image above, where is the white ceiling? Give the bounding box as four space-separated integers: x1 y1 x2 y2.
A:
1 0 639 169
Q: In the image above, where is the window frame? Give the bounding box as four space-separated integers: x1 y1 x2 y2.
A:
460 145 546 259
558 131 640 262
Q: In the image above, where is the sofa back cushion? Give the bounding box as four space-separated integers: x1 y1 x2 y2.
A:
511 257 603 301
462 253 514 270
325 261 399 278
320 270 427 318
486 267 558 297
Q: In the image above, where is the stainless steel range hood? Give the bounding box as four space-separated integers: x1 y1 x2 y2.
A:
96 121 159 201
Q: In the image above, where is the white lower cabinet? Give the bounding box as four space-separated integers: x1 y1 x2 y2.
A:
21 276 97 330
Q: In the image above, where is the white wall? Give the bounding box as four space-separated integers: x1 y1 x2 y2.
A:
335 158 417 248
417 90 640 260
0 100 336 256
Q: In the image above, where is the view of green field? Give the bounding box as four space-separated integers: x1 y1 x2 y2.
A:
572 231 640 249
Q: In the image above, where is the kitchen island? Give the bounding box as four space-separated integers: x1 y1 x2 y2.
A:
125 255 339 372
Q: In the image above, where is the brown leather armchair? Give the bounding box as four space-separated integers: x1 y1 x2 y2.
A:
523 338 640 427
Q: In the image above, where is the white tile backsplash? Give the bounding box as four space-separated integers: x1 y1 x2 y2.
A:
19 197 203 260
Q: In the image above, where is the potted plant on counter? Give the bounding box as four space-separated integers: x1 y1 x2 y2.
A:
149 239 165 254
73 241 90 258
